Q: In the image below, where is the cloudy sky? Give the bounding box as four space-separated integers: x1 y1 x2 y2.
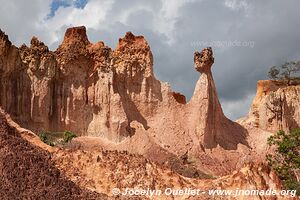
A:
1 0 300 120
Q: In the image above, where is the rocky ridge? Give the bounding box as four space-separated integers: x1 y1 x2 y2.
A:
239 79 300 132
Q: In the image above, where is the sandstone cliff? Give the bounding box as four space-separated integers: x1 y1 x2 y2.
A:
0 26 163 142
239 80 300 133
0 26 273 176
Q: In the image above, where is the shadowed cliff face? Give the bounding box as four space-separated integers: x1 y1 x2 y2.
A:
0 26 162 142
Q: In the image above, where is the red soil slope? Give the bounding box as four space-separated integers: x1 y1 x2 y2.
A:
0 112 108 199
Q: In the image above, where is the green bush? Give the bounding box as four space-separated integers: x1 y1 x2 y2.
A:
63 131 77 143
38 132 55 146
267 128 300 195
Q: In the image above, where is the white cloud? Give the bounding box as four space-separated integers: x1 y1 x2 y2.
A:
0 0 194 46
156 0 197 43
0 0 52 45
44 0 113 45
49 0 113 28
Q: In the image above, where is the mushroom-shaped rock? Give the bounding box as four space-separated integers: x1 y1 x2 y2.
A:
189 47 247 149
194 47 214 73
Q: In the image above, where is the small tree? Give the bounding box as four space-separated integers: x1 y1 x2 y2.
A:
267 128 300 195
268 61 300 84
268 66 280 79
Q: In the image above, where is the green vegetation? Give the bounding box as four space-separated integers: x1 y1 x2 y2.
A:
38 131 77 146
267 128 300 195
268 61 300 85
39 132 55 147
63 131 77 143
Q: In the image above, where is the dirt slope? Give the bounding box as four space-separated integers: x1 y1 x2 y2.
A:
0 112 108 200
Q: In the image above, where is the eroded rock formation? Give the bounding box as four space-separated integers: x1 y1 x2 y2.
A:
239 80 300 132
188 47 247 149
0 26 245 147
0 26 284 176
0 26 163 142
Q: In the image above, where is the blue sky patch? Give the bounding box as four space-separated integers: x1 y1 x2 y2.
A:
74 0 88 9
48 0 88 18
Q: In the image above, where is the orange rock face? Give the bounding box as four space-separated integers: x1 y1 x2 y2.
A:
0 26 169 141
239 79 300 133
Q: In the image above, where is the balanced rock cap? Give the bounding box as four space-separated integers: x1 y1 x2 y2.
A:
194 47 214 73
